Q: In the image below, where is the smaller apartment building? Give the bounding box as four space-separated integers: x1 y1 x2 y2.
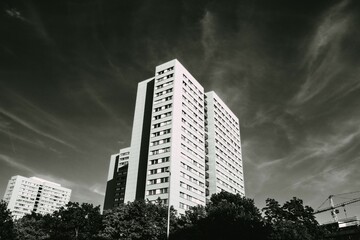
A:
3 175 71 219
103 147 130 210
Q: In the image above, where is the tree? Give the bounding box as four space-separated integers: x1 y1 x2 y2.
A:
172 192 270 240
99 200 176 240
175 205 206 228
14 212 50 240
263 197 326 240
0 200 16 240
50 202 103 240
171 205 207 240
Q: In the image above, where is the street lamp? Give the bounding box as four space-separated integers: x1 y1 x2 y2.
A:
166 169 171 240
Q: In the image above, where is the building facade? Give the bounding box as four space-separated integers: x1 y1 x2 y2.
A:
205 92 245 197
104 59 244 214
103 147 130 210
3 175 71 219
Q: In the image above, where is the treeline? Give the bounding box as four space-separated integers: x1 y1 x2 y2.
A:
0 192 328 240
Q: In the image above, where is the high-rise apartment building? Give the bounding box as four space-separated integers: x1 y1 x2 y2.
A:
104 59 244 214
3 175 71 219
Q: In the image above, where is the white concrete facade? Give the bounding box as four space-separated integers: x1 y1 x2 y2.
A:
145 60 206 214
3 175 71 219
107 147 130 182
107 154 119 181
118 147 130 169
125 78 154 203
205 92 245 197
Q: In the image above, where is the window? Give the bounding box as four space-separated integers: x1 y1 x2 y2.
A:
152 129 171 137
148 179 157 185
155 91 163 97
153 112 171 121
150 159 159 165
159 188 168 194
163 80 173 87
157 67 173 76
160 167 169 173
151 138 170 146
148 190 156 195
160 177 169 183
154 95 172 104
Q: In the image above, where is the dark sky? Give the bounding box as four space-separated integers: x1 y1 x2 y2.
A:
1 0 359 222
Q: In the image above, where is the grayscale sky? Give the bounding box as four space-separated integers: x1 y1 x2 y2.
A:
1 0 359 223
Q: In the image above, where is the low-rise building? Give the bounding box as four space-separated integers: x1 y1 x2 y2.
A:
3 175 71 219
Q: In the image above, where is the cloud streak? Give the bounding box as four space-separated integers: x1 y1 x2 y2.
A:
201 10 218 62
5 8 27 22
291 0 359 108
0 107 77 150
282 116 360 192
83 81 120 119
0 154 35 174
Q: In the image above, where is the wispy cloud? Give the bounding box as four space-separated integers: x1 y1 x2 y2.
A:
201 10 217 61
290 160 357 193
6 4 54 44
0 90 70 135
197 6 283 128
89 184 105 196
0 154 35 174
83 81 119 119
9 92 66 128
291 117 360 167
257 158 284 169
0 116 12 131
0 107 77 150
30 173 106 204
291 0 359 108
305 0 350 66
5 8 27 22
0 90 82 156
0 128 40 150
36 173 78 189
251 110 360 199
279 116 360 193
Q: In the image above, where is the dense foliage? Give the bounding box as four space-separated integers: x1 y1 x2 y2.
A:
1 194 327 240
172 191 270 239
0 200 16 240
99 200 176 240
263 197 327 240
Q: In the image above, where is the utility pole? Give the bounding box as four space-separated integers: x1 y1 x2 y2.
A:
166 170 171 240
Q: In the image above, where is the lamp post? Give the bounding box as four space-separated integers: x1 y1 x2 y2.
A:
166 169 171 240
